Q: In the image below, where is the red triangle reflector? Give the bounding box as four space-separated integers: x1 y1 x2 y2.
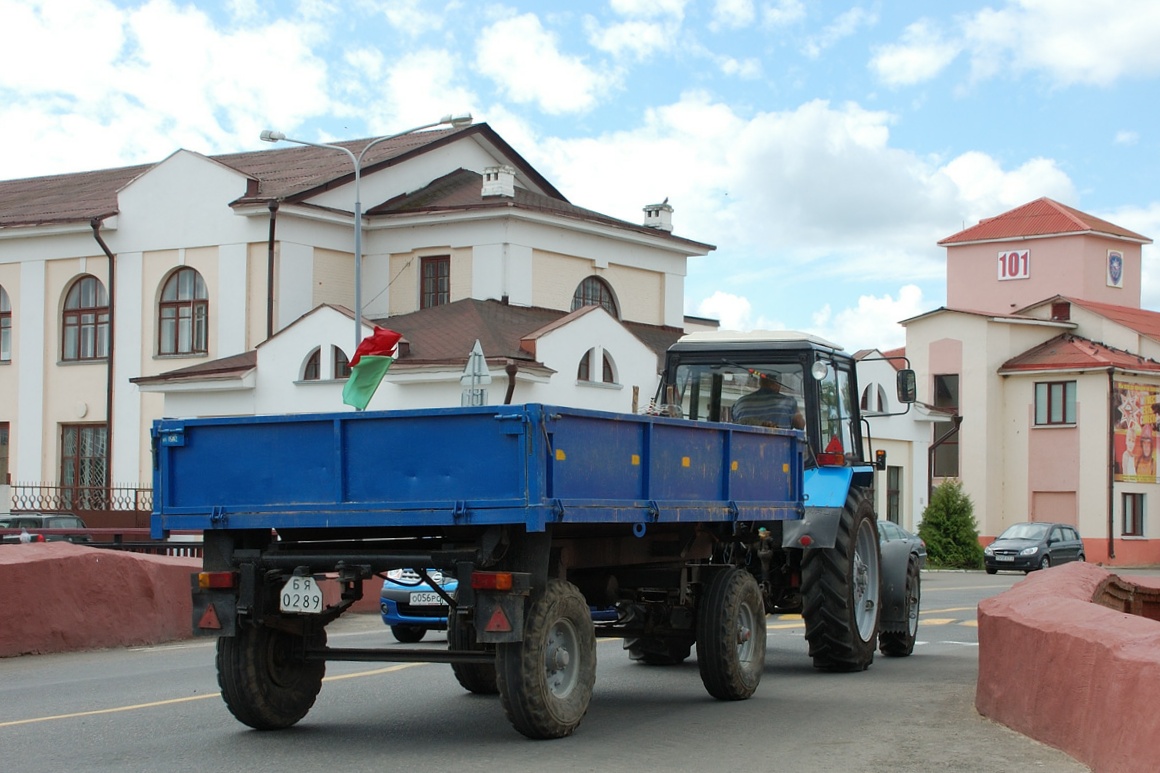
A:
484 607 512 633
198 603 222 630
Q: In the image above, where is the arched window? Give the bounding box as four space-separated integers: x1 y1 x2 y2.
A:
62 275 109 361
571 277 619 318
334 347 351 379
303 347 322 381
577 348 616 384
860 383 888 413
159 267 208 355
0 285 10 363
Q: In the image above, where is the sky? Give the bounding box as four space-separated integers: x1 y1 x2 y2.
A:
4 0 1160 352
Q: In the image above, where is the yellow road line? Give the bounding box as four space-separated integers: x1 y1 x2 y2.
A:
0 662 427 729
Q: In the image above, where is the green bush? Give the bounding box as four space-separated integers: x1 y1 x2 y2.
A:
918 481 984 569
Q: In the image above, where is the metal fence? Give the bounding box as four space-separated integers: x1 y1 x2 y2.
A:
10 482 153 513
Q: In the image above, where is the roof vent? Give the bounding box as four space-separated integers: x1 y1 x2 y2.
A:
643 199 673 232
482 165 516 198
1051 301 1071 322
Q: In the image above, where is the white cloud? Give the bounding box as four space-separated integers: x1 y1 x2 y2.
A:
940 151 1076 225
610 0 689 20
762 0 806 28
870 19 961 87
365 48 479 131
803 7 877 59
475 13 612 115
962 0 1160 86
697 291 753 330
375 0 449 35
587 18 679 60
810 285 926 351
711 0 755 30
1115 130 1140 146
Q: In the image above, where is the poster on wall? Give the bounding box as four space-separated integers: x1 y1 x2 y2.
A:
1113 381 1159 483
1108 250 1125 288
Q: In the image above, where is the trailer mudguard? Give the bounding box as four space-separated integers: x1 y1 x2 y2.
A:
878 540 913 627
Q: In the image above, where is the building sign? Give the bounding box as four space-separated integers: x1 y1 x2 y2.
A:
1113 380 1160 483
1107 250 1124 288
997 249 1030 281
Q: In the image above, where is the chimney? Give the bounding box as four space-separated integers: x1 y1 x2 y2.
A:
482 165 516 198
643 198 673 232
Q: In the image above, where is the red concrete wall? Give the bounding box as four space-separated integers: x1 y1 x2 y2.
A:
0 542 200 657
977 562 1160 773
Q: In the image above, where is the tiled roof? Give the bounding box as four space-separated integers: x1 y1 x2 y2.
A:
939 197 1151 246
0 124 559 228
999 334 1160 373
1062 297 1160 343
130 350 256 385
377 298 685 369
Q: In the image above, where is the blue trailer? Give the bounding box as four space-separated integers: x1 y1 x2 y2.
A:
153 333 920 740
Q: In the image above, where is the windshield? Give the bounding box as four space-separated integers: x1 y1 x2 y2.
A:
672 362 805 428
998 523 1048 540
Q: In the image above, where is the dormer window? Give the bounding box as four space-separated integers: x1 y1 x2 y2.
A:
571 277 619 318
577 348 616 384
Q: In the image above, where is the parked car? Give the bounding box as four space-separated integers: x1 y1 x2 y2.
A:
380 568 456 643
878 520 927 569
0 512 90 544
984 521 1085 574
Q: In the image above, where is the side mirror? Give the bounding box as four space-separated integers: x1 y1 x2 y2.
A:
896 369 917 404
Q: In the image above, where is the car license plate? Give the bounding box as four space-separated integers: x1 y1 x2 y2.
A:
410 591 447 606
996 555 1015 562
280 576 324 613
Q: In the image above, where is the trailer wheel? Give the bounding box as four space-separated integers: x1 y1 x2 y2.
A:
695 567 766 700
802 491 880 672
496 579 596 739
626 636 693 666
390 624 427 643
879 555 920 657
449 609 498 695
217 623 325 730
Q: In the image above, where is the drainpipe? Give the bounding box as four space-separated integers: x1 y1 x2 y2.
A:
927 414 963 502
503 361 519 405
266 200 279 341
1107 368 1116 560
90 217 115 492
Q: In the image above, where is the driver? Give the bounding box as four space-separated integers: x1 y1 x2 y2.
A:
731 372 804 429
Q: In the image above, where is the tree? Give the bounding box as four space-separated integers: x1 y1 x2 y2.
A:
918 481 984 569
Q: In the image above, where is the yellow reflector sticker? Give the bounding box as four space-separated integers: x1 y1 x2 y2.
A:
731 461 739 471
555 449 566 461
783 463 789 473
682 456 691 467
631 454 640 465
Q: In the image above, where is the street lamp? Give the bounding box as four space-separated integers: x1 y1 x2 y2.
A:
261 113 473 353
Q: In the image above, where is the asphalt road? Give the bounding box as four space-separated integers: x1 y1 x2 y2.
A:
0 570 1092 773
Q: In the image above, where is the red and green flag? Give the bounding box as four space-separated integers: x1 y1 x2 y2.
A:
342 327 402 410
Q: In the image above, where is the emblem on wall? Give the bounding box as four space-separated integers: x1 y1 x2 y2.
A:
1107 250 1124 288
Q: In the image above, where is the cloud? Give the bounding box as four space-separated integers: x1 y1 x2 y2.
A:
1114 130 1140 146
762 0 806 29
696 291 754 330
475 13 613 114
587 18 680 61
610 0 689 20
870 19 961 86
940 151 1076 224
710 0 755 31
810 285 927 351
803 7 877 59
376 0 449 35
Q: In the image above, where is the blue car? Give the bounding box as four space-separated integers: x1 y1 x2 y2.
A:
380 568 456 643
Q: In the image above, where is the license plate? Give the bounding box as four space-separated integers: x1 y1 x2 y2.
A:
996 555 1015 562
280 576 324 614
409 591 447 606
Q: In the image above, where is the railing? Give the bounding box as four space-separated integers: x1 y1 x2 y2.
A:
9 482 153 512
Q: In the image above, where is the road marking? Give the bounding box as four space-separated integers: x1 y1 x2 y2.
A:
0 663 427 729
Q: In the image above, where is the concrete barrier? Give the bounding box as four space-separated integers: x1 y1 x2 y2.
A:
0 542 383 658
976 562 1160 773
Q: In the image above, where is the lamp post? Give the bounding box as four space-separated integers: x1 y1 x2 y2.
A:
261 113 473 353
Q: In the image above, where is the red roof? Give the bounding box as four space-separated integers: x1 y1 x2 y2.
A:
939 197 1150 246
999 334 1160 373
1062 297 1160 343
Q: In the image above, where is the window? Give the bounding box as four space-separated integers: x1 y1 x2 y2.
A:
932 421 959 477
1123 493 1144 537
60 424 108 509
334 347 351 379
860 383 887 413
571 277 619 318
887 465 901 524
158 267 208 355
62 276 109 361
420 256 450 309
933 374 959 412
0 422 8 484
303 347 350 381
1035 381 1076 425
577 348 615 384
0 285 10 362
